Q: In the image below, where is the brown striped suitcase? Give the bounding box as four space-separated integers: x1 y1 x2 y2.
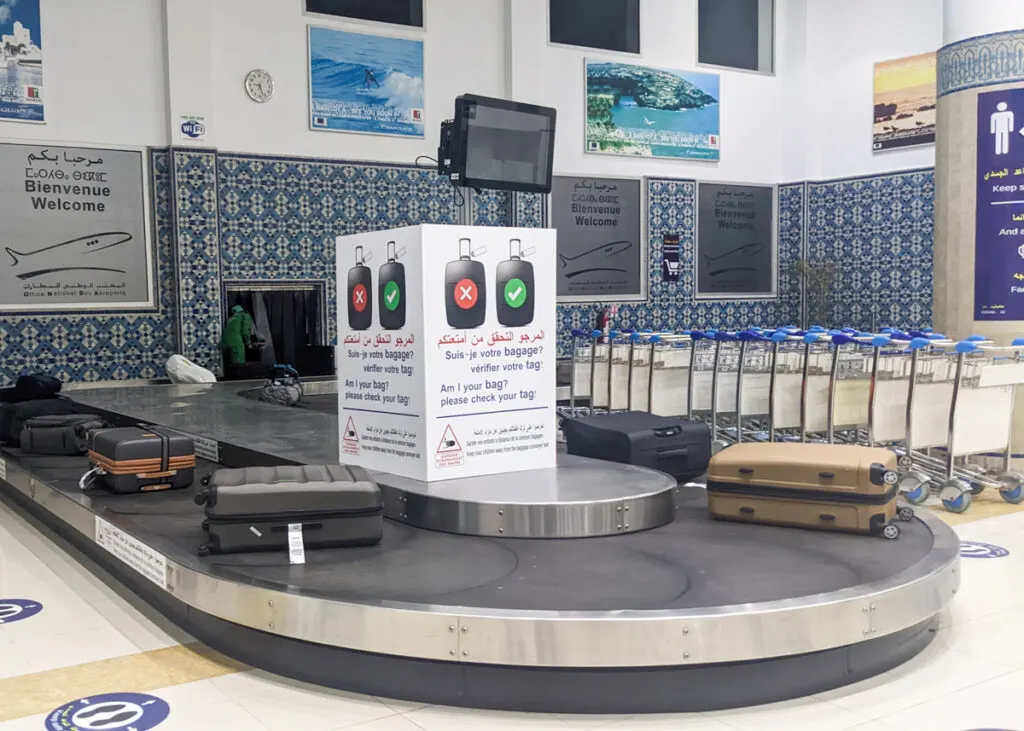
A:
88 427 196 494
706 442 912 539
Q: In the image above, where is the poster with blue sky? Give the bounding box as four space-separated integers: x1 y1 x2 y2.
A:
0 0 43 123
585 60 719 161
308 26 424 138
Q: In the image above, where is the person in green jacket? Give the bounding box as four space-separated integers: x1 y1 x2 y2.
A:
220 305 259 366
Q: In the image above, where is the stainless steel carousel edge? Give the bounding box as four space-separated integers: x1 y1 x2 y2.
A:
0 456 960 669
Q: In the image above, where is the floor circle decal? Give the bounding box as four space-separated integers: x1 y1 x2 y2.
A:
46 693 170 731
959 541 1010 559
0 599 43 624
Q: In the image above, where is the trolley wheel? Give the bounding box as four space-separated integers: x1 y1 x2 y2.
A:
999 483 1024 505
969 482 986 496
901 472 932 505
897 506 915 522
896 453 914 470
882 523 901 540
938 479 973 513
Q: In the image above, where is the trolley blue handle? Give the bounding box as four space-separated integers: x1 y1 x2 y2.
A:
650 335 661 344
629 332 641 343
770 331 789 343
872 335 892 348
1012 337 1024 347
737 330 761 342
571 328 584 338
714 331 738 342
690 330 706 341
609 330 620 339
831 334 856 346
802 333 821 343
955 340 978 353
966 334 987 342
909 337 931 351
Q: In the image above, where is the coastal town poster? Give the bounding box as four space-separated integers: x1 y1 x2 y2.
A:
585 60 720 161
0 0 43 123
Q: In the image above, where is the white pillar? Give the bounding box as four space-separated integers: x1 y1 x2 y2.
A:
164 0 216 147
944 0 1024 45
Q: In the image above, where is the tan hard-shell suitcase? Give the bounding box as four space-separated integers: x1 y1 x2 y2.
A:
706 442 912 539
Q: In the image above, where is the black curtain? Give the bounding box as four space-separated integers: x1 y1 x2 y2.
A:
224 289 326 374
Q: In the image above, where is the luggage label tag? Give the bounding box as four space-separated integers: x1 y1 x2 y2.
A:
287 523 306 565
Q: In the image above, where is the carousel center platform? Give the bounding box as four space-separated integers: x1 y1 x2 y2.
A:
0 381 960 713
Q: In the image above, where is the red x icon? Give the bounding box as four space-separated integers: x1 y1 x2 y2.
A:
455 278 478 310
352 284 368 312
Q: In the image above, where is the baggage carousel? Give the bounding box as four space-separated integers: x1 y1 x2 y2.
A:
0 382 960 713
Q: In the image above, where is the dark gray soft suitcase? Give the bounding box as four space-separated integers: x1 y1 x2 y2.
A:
562 411 712 482
194 464 383 556
20 414 108 455
0 398 78 444
88 427 196 493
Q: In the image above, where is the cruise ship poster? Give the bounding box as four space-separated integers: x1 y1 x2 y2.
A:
0 0 43 124
308 26 424 138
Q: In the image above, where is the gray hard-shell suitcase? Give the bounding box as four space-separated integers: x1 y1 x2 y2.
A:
88 427 196 494
194 464 384 555
20 414 108 456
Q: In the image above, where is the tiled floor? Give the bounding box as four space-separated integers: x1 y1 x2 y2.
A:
2 497 1023 731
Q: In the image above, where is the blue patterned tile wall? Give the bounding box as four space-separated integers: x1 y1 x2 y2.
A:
938 29 1024 97
0 149 177 385
217 155 469 349
806 169 934 331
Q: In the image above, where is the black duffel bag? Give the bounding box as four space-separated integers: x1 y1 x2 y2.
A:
0 374 63 404
0 398 78 445
20 414 108 456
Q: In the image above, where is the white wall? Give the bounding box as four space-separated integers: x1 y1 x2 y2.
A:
0 0 168 148
801 0 943 181
510 0 791 184
205 0 506 162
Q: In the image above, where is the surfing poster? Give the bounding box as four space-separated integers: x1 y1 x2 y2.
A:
695 182 775 298
585 59 719 161
0 143 152 310
308 26 424 137
549 176 644 302
0 0 44 123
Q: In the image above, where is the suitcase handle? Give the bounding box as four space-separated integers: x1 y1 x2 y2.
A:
652 426 681 438
819 514 836 522
658 447 689 458
819 471 835 479
739 506 755 515
738 467 754 475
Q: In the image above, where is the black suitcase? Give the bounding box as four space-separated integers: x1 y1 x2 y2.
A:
20 414 108 456
562 412 712 482
0 398 78 444
87 427 196 493
194 465 384 556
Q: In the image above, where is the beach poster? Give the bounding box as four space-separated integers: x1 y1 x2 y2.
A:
308 26 424 137
585 60 719 161
872 52 936 151
0 0 44 124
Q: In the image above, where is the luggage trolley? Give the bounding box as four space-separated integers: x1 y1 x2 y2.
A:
896 338 1024 513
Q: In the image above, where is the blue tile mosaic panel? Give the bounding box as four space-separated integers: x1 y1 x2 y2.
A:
939 30 1024 97
217 155 462 346
806 169 934 330
172 149 222 372
0 149 177 385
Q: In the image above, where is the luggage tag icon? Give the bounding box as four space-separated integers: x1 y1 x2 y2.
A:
347 245 374 331
445 238 487 329
496 238 536 327
378 241 407 330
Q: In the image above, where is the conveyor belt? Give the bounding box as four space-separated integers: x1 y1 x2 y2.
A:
12 450 934 612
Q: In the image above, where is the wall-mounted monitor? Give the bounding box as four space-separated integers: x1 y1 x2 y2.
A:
443 94 557 195
305 0 423 28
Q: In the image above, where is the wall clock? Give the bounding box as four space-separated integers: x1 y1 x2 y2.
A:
244 69 275 103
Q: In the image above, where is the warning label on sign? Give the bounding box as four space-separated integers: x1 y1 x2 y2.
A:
342 416 360 456
435 424 464 468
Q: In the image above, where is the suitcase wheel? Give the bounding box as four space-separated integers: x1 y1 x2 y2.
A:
882 523 901 540
197 544 211 557
200 475 211 487
897 506 915 522
201 519 209 532
193 492 207 506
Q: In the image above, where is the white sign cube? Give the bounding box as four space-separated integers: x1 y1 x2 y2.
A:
337 224 557 482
